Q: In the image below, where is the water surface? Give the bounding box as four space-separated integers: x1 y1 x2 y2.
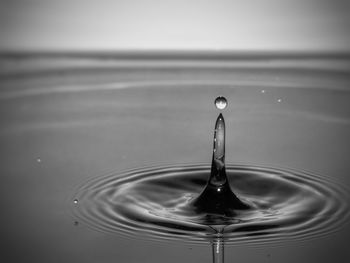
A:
1 53 350 263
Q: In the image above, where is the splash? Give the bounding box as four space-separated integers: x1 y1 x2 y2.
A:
192 113 249 216
71 97 350 247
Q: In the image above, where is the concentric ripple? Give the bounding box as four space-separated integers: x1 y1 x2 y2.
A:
71 164 350 246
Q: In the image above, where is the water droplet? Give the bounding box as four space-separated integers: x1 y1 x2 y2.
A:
277 98 282 103
37 158 41 163
215 96 227 110
73 199 78 204
261 90 265 93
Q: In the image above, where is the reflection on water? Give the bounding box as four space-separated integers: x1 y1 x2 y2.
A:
212 237 224 263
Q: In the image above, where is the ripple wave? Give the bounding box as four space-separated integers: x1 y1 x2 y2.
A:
71 164 350 246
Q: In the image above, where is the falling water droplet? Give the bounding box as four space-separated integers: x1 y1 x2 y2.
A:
214 96 227 110
37 158 41 163
277 98 282 103
73 199 78 204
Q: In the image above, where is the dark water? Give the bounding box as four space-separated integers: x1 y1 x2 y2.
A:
1 53 350 262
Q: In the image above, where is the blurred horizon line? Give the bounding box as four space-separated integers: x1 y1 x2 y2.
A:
2 49 350 60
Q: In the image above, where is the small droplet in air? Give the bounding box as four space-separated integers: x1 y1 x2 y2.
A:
277 98 282 103
73 199 78 204
215 96 227 110
261 90 265 93
37 158 41 163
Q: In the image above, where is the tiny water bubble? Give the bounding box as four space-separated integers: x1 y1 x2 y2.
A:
36 158 41 163
215 96 227 110
73 199 78 204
